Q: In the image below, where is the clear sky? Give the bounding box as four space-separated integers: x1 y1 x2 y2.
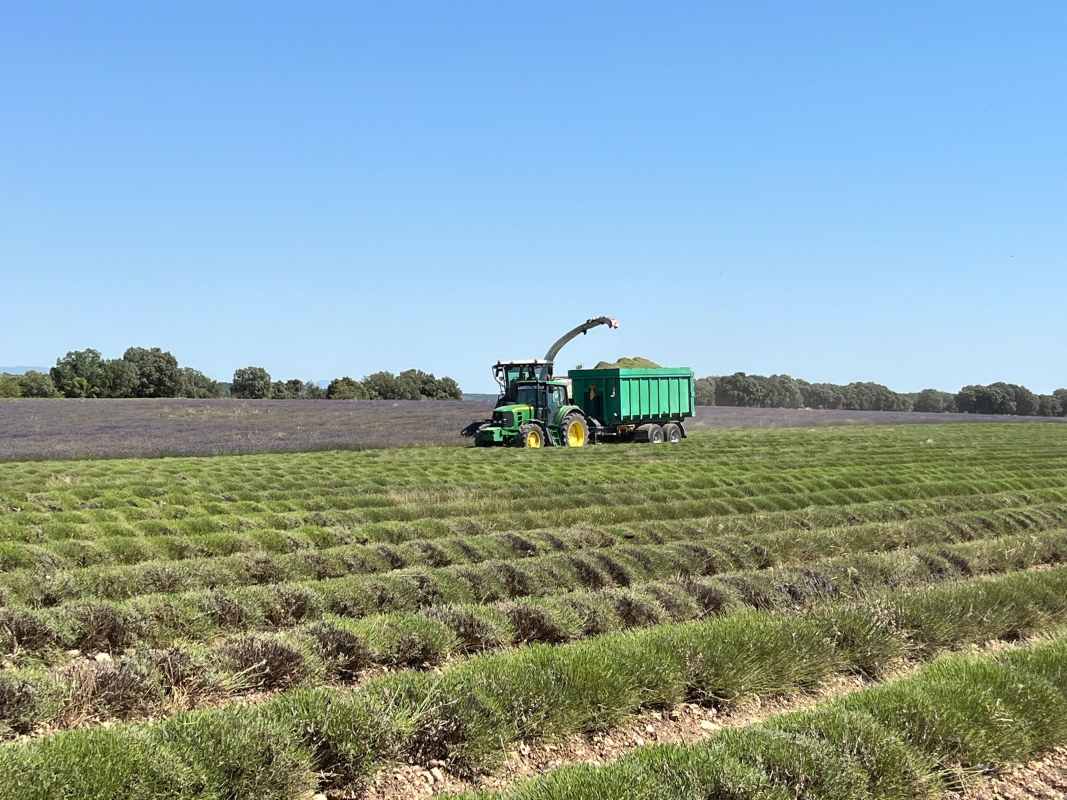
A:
3 3 1065 393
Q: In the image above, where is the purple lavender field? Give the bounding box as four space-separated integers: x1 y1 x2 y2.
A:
1 398 1062 460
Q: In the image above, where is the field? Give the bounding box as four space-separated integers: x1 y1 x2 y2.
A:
2 397 1064 460
3 423 1067 799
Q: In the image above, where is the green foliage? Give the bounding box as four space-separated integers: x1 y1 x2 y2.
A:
231 366 272 399
325 370 461 400
51 348 106 397
840 382 910 412
101 359 139 398
694 376 716 406
956 382 1039 416
0 374 22 398
397 369 462 400
326 376 367 400
700 373 1050 415
912 389 955 413
122 347 180 398
1055 389 1067 417
713 373 804 409
798 381 845 409
1039 393 1064 417
361 371 402 399
176 368 221 398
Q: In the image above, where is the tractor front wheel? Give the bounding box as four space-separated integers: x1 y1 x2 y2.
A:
561 414 588 448
517 423 545 448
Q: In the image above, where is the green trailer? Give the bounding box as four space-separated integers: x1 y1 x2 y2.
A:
463 315 695 447
569 367 695 443
471 365 694 447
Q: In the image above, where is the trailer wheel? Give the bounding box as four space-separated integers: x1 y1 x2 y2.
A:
517 423 544 448
636 423 664 444
560 414 588 448
663 423 682 443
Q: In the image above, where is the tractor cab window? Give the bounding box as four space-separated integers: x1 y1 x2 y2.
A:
515 384 539 407
548 386 564 416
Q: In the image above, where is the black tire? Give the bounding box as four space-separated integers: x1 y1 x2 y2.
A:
560 413 589 448
515 423 545 449
663 423 682 443
636 423 664 444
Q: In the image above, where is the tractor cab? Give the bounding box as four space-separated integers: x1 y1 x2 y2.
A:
510 380 570 424
493 360 552 405
474 377 589 447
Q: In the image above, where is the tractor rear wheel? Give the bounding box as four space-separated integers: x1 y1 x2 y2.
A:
561 414 588 448
517 423 544 448
663 423 682 443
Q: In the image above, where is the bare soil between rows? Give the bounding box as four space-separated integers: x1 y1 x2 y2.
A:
1 399 1062 461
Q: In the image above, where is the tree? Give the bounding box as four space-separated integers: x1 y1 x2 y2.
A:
913 389 955 413
51 349 106 398
1008 384 1039 416
122 347 179 397
1037 394 1063 418
303 381 326 399
435 376 462 400
18 371 60 398
326 376 367 400
841 382 904 411
393 369 463 400
362 371 402 400
956 382 1038 416
1055 389 1067 417
955 385 982 414
763 375 803 409
178 368 221 398
694 377 716 406
714 373 766 407
0 374 22 398
270 379 309 399
101 359 139 398
231 366 272 399
798 382 845 410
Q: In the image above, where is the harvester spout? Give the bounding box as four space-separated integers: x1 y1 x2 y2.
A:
543 316 620 365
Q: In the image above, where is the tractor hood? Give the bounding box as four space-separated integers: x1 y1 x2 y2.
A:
493 404 531 418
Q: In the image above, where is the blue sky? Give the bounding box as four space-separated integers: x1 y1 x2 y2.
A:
3 3 1065 393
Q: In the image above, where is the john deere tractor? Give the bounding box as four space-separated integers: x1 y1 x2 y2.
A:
464 316 696 448
466 317 619 448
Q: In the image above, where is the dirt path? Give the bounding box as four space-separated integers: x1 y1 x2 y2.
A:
963 748 1067 799
358 672 872 800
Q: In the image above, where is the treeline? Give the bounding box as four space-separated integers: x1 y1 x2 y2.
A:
0 348 217 399
231 366 461 400
0 348 462 401
697 373 1067 417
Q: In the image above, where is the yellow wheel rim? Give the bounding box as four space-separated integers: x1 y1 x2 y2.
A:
526 430 543 448
566 420 587 447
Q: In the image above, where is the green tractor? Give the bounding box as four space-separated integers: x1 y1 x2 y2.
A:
466 317 619 448
473 367 592 448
